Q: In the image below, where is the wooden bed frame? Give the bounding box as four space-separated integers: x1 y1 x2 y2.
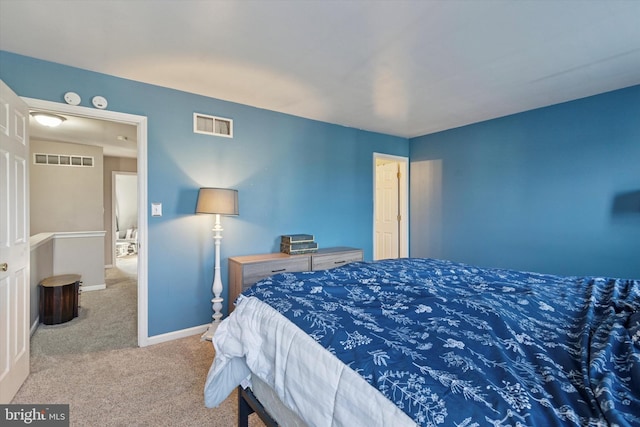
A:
237 386 279 427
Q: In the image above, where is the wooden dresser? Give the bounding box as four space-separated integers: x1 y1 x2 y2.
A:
228 246 363 312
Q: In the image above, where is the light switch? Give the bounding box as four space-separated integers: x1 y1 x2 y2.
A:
151 203 162 217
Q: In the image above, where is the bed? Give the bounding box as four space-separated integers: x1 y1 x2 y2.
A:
204 257 640 426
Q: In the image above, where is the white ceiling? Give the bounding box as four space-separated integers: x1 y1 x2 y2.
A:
29 114 138 158
1 0 640 140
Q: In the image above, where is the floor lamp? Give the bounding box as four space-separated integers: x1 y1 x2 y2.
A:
196 187 239 341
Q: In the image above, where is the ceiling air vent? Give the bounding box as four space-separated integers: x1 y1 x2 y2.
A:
193 113 233 138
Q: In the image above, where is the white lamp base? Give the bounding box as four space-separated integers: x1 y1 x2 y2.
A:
201 320 220 341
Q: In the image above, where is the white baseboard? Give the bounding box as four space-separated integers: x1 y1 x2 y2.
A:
143 324 209 347
30 318 39 337
81 283 106 292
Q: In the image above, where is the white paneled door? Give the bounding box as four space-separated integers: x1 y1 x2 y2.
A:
375 161 400 260
374 154 409 261
0 80 30 403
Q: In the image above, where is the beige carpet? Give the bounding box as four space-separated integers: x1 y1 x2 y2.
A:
12 259 265 427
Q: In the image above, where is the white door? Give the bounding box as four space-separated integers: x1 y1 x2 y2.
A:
375 161 400 260
0 80 30 403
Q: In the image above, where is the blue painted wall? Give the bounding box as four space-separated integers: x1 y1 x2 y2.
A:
0 51 408 336
410 85 640 279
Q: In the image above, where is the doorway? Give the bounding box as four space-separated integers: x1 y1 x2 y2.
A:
373 153 409 260
23 97 149 346
113 172 138 275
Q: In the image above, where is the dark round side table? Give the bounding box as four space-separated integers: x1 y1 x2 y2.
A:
39 274 82 325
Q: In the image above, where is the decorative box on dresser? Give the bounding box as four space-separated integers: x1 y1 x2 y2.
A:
228 246 363 312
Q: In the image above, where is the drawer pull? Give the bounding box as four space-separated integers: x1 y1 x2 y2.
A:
271 268 286 273
334 260 346 265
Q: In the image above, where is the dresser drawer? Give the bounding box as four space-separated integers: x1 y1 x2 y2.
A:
243 257 310 289
311 248 363 271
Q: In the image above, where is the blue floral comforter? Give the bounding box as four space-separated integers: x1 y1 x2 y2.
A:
242 258 640 426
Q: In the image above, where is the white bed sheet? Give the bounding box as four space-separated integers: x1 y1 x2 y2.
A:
204 295 416 427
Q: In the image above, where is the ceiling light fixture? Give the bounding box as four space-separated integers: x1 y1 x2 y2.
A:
30 112 66 127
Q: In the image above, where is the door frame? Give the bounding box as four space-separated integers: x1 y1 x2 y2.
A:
23 97 150 347
373 153 409 259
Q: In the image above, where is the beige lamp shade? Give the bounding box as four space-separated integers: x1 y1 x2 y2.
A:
196 188 239 215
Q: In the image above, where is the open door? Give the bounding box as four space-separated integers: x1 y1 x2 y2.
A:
0 80 30 403
373 153 409 260
375 161 401 259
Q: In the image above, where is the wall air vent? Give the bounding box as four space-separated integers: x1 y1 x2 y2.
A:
34 153 94 167
193 113 233 138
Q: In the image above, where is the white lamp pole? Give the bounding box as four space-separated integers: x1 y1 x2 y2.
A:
202 213 224 340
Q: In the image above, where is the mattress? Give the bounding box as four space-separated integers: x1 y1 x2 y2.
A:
251 374 307 427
